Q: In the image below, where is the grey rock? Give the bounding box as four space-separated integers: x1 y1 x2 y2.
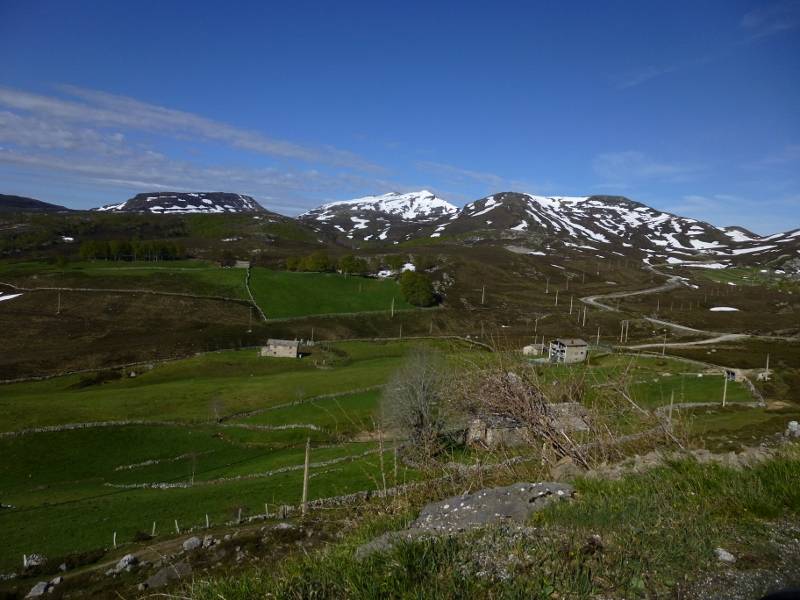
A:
273 522 296 530
58 563 67 572
182 536 202 552
25 581 49 598
715 547 736 563
550 456 585 481
114 553 138 573
358 481 573 558
787 421 800 438
141 560 192 590
24 554 46 568
202 535 217 548
49 576 62 585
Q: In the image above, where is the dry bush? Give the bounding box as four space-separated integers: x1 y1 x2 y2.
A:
380 347 453 464
449 351 678 469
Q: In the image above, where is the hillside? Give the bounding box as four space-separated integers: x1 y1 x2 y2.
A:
0 194 72 213
95 192 266 214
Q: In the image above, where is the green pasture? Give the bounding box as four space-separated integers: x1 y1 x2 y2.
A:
248 269 414 319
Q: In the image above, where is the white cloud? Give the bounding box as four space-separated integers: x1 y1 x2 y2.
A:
592 151 706 185
741 0 800 39
0 85 380 171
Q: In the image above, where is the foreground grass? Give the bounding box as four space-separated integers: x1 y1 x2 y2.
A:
186 446 800 599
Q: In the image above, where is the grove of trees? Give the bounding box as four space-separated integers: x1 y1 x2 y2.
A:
79 240 186 261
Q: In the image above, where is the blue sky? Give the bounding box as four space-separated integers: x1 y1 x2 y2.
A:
1 0 798 233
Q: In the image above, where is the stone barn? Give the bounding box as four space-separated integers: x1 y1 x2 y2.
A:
548 338 588 364
466 403 588 448
259 339 300 358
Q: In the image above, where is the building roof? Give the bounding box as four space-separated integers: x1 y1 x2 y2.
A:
552 338 588 347
267 339 299 348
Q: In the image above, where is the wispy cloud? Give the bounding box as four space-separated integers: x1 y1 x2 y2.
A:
0 84 401 211
415 160 550 195
592 151 706 186
747 143 800 168
617 65 679 89
0 85 381 171
741 0 800 40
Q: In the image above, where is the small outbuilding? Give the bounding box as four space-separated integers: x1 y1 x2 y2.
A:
259 339 300 358
548 338 588 364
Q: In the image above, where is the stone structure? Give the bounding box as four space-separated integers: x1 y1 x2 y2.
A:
522 343 545 356
466 403 588 448
548 338 588 364
259 339 300 358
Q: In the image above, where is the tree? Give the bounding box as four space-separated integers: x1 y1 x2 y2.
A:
412 254 437 272
399 271 436 307
301 251 333 272
380 348 448 461
385 254 406 271
338 254 369 275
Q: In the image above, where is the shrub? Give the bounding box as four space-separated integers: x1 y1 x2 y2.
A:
399 271 436 307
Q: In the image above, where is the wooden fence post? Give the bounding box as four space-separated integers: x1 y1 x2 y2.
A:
302 437 310 516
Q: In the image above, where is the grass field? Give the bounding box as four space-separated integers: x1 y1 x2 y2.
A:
249 269 414 319
0 339 777 574
0 340 468 570
0 259 249 299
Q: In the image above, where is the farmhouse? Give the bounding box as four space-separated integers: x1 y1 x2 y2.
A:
259 339 300 358
548 338 588 364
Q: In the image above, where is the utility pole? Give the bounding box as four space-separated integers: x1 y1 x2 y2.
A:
582 306 587 327
569 296 574 314
554 289 559 306
662 331 667 356
56 290 61 315
534 317 538 336
390 297 395 318
765 353 770 380
247 307 252 333
619 321 624 343
596 326 600 346
481 285 486 305
545 277 550 294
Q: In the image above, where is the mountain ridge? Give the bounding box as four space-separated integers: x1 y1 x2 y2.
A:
95 192 266 214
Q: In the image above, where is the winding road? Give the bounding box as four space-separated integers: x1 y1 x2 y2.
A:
579 264 799 349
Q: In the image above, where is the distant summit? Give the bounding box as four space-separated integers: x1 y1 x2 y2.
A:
299 190 457 241
0 194 72 213
95 192 266 214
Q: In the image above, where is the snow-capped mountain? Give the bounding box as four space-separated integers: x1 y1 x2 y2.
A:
299 190 457 241
95 192 265 214
436 193 730 250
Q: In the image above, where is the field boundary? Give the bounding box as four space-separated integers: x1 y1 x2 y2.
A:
0 280 253 305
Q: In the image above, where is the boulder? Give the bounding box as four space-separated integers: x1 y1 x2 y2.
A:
182 536 202 552
49 576 63 586
358 481 573 558
550 456 585 481
715 547 736 563
115 553 138 573
787 421 800 438
24 554 46 568
25 581 49 598
140 560 192 590
202 535 217 548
